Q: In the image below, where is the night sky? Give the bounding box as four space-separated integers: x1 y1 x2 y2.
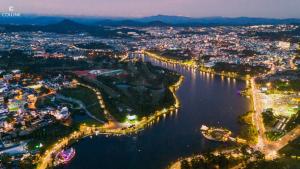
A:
0 0 299 18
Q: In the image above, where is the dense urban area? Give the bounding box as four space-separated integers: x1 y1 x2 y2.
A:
0 20 299 169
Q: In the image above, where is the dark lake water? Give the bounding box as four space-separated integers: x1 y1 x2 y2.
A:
59 55 251 169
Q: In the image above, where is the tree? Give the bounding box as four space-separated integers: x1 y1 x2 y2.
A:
218 155 229 169
181 160 191 169
190 158 206 169
0 153 12 167
39 86 50 95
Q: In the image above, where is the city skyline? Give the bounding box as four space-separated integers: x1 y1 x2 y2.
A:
0 1 300 169
0 0 300 18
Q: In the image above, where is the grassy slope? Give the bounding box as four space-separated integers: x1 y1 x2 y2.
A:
59 86 106 122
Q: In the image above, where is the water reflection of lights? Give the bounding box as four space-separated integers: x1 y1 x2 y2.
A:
227 77 231 85
218 76 224 87
191 68 197 87
163 113 167 120
205 72 210 82
170 110 173 115
175 109 178 117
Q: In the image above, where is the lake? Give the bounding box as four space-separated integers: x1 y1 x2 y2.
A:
59 54 251 169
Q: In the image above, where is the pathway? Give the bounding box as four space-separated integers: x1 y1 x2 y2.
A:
56 94 106 124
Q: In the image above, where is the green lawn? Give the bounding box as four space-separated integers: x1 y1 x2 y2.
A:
265 131 285 141
59 86 107 122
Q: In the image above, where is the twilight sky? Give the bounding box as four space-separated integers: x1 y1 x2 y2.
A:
0 0 300 18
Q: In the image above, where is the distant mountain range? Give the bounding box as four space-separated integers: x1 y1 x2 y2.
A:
1 15 300 26
0 19 143 38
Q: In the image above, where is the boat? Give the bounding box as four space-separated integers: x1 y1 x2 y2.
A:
54 147 76 166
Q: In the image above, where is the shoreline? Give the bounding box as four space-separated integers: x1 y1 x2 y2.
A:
142 52 265 169
144 51 251 81
36 74 184 169
156 51 299 168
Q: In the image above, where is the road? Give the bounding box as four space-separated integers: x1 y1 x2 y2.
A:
263 126 300 159
251 78 268 150
251 77 300 159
